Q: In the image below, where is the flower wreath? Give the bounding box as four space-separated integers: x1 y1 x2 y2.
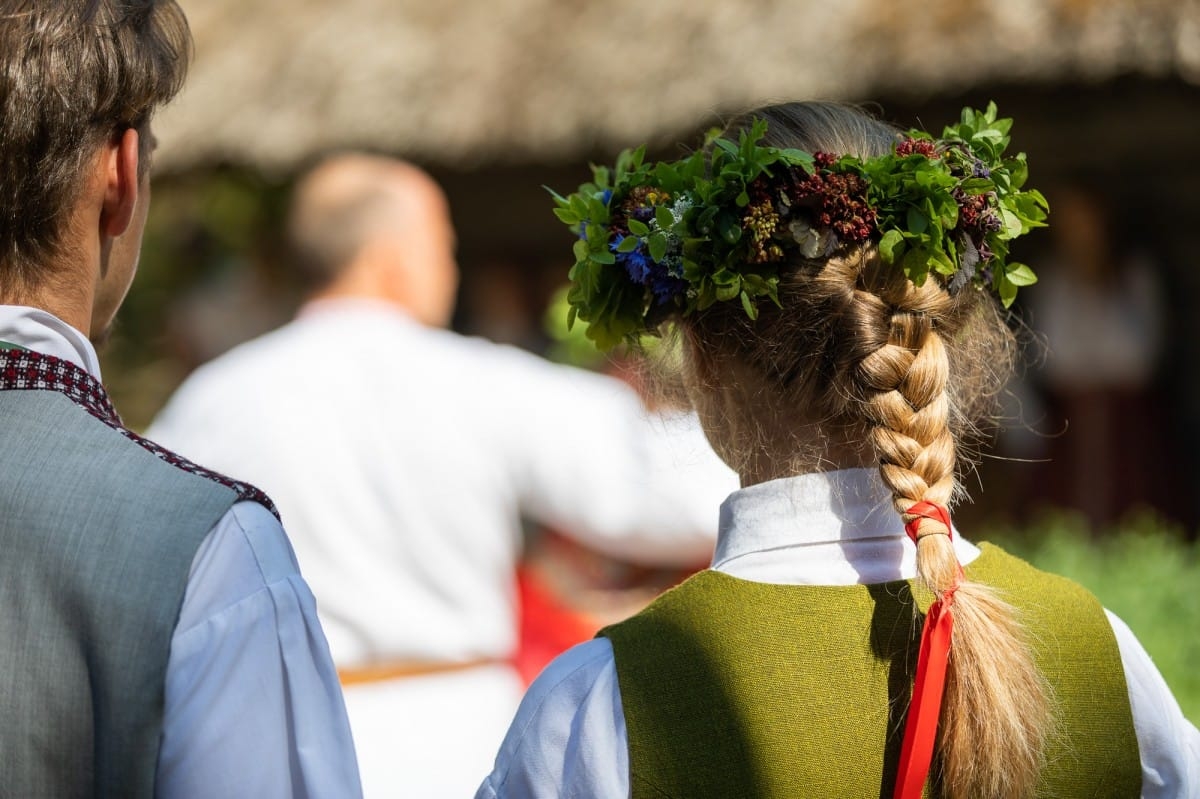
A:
552 103 1048 350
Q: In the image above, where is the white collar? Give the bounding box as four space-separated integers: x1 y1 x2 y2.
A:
711 469 980 586
298 297 418 325
0 306 102 379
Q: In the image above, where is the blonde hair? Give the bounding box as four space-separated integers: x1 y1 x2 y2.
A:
680 102 1050 798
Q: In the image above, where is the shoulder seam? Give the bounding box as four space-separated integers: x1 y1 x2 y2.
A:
492 641 616 793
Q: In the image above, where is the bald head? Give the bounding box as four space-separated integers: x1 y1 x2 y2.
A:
287 153 459 327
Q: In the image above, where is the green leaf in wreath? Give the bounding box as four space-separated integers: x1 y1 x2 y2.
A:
715 278 741 302
572 238 589 263
906 206 929 235
616 235 641 254
740 290 758 320
997 274 1018 308
716 212 743 245
1005 262 1038 286
902 247 932 285
879 229 905 264
554 207 580 225
647 233 669 263
655 204 675 231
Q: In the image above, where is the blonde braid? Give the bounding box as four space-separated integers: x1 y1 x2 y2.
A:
682 102 1052 797
850 270 1050 799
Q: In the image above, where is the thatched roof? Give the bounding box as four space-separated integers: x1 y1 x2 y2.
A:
157 0 1200 173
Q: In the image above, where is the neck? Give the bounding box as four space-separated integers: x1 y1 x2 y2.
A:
308 268 443 329
1 205 104 339
1 274 93 340
691 378 875 488
735 438 875 488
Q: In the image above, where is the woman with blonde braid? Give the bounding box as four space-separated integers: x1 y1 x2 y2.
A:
477 102 1199 798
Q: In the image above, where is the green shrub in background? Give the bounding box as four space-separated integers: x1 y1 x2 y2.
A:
986 511 1200 726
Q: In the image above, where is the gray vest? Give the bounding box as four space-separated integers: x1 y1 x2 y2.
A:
0 390 239 798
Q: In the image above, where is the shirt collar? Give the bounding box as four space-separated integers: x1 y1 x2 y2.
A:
298 296 418 326
0 305 102 380
711 468 979 585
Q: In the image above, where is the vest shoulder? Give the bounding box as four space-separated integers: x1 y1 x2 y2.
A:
0 390 249 529
969 543 1110 626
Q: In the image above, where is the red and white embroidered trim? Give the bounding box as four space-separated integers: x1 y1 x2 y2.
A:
0 348 279 519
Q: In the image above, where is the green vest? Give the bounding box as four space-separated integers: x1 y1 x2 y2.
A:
601 544 1140 798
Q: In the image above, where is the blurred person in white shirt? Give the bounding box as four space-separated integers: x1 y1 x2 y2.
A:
148 154 737 798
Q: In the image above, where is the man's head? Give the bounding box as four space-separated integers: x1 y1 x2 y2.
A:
0 0 190 328
286 154 460 328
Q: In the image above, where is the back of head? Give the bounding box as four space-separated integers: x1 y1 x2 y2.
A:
724 101 899 160
0 0 191 290
687 103 1014 496
556 101 1051 798
286 153 459 327
287 154 402 291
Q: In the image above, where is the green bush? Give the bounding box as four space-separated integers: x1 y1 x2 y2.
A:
985 511 1200 726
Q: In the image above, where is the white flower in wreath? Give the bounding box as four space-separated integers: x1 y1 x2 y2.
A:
670 196 693 224
789 218 834 259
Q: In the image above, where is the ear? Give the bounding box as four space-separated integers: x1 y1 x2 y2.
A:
99 127 141 238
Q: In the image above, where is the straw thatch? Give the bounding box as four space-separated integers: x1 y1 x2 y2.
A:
157 0 1200 172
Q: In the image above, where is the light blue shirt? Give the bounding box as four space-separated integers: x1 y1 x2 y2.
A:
0 306 362 798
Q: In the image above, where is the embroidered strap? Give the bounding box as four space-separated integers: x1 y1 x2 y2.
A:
0 348 279 519
894 501 961 799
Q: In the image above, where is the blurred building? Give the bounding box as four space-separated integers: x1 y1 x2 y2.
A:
126 0 1200 529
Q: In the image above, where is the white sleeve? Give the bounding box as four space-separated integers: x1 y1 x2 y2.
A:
476 639 629 799
1106 610 1200 798
502 354 738 567
155 502 363 799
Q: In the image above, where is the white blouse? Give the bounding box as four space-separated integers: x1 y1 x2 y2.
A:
477 469 1200 798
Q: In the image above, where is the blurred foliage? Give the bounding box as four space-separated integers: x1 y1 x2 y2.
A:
104 168 295 430
543 283 687 374
985 510 1200 725
542 283 694 411
542 285 608 370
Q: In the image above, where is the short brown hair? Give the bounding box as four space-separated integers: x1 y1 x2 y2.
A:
0 0 191 287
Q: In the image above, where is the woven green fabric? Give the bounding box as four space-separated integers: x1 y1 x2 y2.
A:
601 544 1140 799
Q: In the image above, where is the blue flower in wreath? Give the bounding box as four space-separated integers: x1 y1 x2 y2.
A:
651 257 687 304
611 234 653 284
649 267 688 305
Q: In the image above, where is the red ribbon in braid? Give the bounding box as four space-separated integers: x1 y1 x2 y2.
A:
894 500 962 799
